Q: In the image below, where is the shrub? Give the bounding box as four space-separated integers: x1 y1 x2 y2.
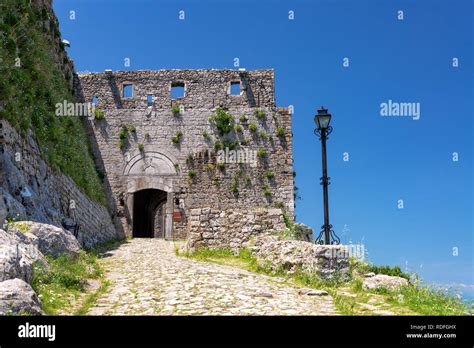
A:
171 131 183 144
239 115 248 123
254 109 266 120
121 124 136 133
240 138 249 146
258 130 268 139
225 139 239 150
188 169 197 178
257 149 268 158
276 125 285 137
144 132 150 141
214 140 223 151
262 185 272 196
203 164 214 171
217 162 226 170
118 140 126 149
93 109 105 120
209 107 234 136
202 131 211 139
171 105 181 115
234 124 243 133
265 171 275 179
118 130 127 140
138 143 144 152
248 122 257 132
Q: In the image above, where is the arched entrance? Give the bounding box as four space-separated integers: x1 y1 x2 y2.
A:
123 150 178 239
132 189 167 238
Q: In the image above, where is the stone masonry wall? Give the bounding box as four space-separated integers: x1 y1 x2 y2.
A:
187 207 287 250
0 120 119 248
74 69 294 242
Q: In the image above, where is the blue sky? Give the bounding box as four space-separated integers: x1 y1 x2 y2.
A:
53 0 473 288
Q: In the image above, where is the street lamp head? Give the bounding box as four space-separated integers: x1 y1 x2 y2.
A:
314 106 332 130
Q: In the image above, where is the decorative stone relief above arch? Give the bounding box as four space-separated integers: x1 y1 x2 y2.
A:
123 151 177 176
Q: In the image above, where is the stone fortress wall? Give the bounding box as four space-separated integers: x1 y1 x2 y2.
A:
74 69 295 244
0 120 119 248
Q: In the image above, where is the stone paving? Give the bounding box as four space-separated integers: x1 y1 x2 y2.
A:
87 239 338 316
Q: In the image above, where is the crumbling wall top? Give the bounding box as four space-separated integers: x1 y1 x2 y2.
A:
75 69 276 109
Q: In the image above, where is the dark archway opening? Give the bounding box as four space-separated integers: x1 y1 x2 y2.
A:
132 189 168 238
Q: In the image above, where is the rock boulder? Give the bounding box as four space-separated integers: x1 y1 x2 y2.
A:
362 273 409 291
22 221 81 259
0 228 45 283
0 278 43 315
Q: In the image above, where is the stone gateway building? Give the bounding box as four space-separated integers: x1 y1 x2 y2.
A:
74 69 294 248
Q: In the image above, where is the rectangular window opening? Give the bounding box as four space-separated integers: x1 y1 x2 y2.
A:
123 84 133 98
171 82 185 99
229 81 241 95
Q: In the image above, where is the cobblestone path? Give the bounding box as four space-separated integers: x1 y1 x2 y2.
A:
87 239 338 315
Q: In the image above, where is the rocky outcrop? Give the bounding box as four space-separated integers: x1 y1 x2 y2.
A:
0 120 120 248
362 273 409 290
22 221 82 259
247 234 350 280
0 278 43 315
0 228 46 284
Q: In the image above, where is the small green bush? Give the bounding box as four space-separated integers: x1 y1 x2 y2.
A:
276 125 285 137
214 140 224 151
217 162 226 170
171 131 183 144
202 131 211 139
171 105 181 115
234 124 243 133
121 124 136 133
258 130 268 139
254 109 266 120
118 130 127 140
265 171 275 179
240 138 249 146
93 109 105 120
257 149 268 158
239 115 248 123
138 143 144 152
209 107 235 136
118 140 126 149
188 169 197 178
248 122 257 133
263 185 272 196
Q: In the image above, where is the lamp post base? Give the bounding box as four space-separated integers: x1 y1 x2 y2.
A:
314 224 340 245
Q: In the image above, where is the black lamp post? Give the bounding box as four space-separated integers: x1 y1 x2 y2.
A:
314 107 340 245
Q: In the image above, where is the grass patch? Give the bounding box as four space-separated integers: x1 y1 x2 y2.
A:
383 283 467 315
31 238 126 315
31 252 102 315
182 247 469 316
0 0 106 204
